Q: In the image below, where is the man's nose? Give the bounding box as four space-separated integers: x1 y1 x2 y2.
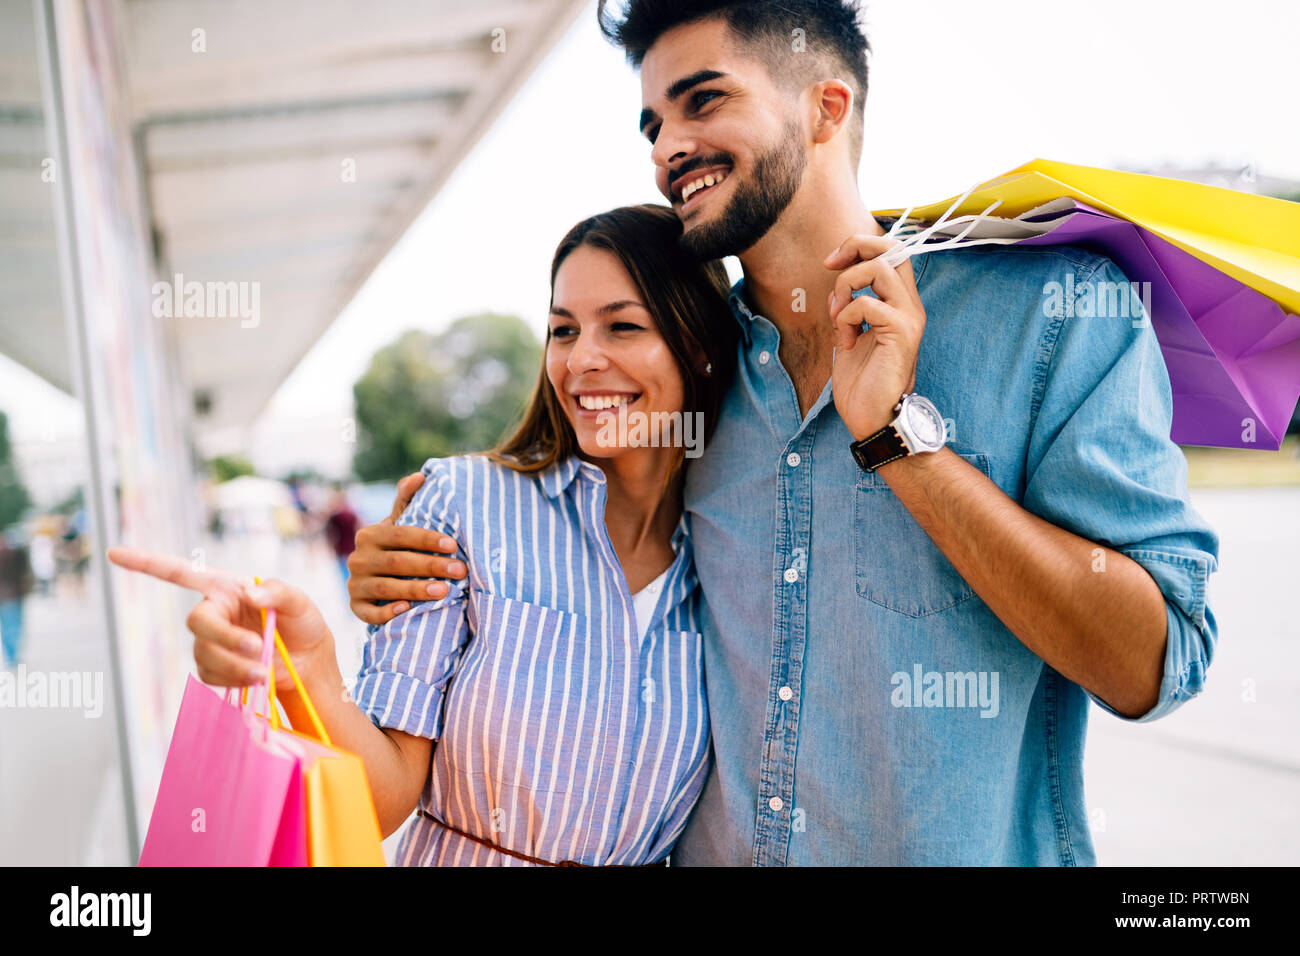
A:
651 118 693 173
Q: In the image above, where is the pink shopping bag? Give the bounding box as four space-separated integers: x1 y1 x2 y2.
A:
138 611 307 866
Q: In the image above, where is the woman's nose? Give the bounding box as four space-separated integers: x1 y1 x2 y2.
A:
568 330 609 374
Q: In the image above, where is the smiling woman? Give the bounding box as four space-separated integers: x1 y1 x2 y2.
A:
491 204 735 492
110 204 741 867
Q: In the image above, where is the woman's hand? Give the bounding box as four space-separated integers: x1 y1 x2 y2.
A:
106 547 335 697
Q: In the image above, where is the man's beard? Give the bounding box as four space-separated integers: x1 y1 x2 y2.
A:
678 119 806 261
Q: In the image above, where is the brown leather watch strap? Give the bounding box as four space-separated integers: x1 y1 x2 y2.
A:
850 424 908 472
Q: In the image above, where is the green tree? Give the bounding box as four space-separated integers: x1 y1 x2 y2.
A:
352 314 541 482
207 455 256 483
0 410 33 529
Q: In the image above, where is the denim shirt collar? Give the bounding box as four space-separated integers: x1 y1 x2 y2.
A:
726 217 932 343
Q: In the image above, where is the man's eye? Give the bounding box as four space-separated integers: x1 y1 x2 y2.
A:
644 125 660 145
691 90 721 110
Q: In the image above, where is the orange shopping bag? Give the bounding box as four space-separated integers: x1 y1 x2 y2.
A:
254 600 386 867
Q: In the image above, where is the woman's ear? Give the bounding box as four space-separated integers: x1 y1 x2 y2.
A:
693 349 713 377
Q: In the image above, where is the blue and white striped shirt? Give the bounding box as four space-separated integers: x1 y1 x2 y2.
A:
353 454 710 866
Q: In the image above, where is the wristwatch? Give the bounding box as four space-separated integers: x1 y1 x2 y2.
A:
850 393 947 472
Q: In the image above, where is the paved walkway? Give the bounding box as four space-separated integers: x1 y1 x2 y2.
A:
1084 486 1300 865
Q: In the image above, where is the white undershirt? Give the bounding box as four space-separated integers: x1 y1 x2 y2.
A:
630 566 671 641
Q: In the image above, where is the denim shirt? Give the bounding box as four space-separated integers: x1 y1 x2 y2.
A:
674 243 1220 866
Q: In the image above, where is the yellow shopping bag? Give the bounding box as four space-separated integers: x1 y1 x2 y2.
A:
876 158 1300 315
251 597 386 867
874 159 1300 449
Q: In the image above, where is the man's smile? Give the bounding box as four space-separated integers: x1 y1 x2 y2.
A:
679 171 729 214
670 163 732 210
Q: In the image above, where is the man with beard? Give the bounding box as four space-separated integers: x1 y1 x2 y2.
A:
345 0 1219 865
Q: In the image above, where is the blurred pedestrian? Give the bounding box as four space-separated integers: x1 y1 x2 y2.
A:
29 527 56 596
323 483 359 594
0 529 34 667
56 511 89 596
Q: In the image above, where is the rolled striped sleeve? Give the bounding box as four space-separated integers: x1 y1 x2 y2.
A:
353 459 470 739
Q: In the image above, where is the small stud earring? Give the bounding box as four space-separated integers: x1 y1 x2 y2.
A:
705 363 713 376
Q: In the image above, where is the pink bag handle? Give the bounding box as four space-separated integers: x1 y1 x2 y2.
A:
224 605 278 729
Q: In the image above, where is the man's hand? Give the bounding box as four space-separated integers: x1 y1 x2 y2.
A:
346 470 467 626
825 234 927 442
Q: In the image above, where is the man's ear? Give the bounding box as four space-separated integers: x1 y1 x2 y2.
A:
811 79 854 146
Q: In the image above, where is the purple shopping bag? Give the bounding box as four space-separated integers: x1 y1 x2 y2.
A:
880 196 1300 449
1017 202 1300 449
138 610 307 866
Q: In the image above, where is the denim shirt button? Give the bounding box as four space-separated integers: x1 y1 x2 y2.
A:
786 452 801 468
768 796 784 812
759 350 771 365
783 567 799 583
778 685 794 701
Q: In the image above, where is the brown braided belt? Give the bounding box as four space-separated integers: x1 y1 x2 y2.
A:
417 808 666 867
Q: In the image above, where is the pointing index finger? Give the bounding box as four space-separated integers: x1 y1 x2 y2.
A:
106 546 249 597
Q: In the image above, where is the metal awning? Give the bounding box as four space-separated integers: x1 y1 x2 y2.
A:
0 0 67 390
131 0 588 432
1 0 588 433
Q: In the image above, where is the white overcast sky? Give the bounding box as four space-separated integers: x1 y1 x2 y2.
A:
6 0 1299 455
265 0 1300 427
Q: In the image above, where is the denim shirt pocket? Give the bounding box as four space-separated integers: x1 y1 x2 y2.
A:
854 452 992 617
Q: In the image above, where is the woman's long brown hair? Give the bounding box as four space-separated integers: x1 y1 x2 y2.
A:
485 204 737 488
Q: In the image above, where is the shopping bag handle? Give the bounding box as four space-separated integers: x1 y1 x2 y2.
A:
263 619 333 747
224 577 333 748
233 584 279 719
252 577 334 747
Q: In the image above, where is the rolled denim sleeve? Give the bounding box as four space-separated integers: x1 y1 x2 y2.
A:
352 458 471 739
1021 256 1220 723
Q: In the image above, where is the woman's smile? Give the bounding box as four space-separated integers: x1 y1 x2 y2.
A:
572 391 643 420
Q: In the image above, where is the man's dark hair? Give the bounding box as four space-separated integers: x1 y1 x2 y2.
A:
598 0 870 163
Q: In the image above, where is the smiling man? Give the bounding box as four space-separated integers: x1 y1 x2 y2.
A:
345 0 1219 866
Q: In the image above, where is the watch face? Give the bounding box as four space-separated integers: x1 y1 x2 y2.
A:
904 397 944 449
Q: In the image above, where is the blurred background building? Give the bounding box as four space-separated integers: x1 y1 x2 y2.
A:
1 0 1297 866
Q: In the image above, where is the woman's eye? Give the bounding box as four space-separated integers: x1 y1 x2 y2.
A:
549 326 575 339
612 322 643 332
